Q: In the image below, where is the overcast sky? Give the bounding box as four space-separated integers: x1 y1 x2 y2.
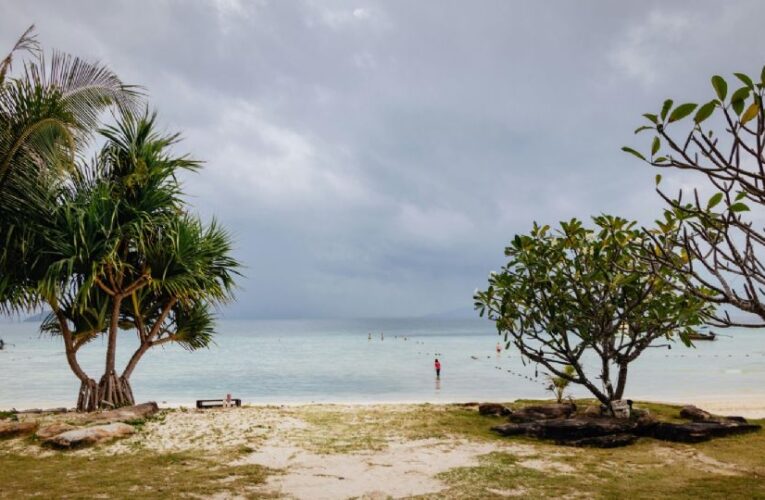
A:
3 1 765 318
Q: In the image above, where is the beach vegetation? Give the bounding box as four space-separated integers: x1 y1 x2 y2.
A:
34 112 240 411
0 26 139 315
0 28 239 412
474 215 712 408
625 67 765 328
545 365 574 403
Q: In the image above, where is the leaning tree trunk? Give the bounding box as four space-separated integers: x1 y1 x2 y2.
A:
77 378 99 412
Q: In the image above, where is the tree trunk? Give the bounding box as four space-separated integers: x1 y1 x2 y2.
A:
95 372 135 409
76 378 98 412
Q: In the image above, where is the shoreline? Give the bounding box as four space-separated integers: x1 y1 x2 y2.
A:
5 394 765 418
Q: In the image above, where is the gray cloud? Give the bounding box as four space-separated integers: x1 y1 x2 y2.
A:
3 0 765 318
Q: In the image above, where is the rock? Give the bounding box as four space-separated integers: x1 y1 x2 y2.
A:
493 417 641 440
558 433 638 448
508 403 576 422
610 400 631 419
651 421 761 443
0 421 38 438
582 405 603 418
82 402 159 424
679 405 748 424
479 403 511 416
45 423 135 449
491 422 534 436
679 405 714 422
36 423 77 440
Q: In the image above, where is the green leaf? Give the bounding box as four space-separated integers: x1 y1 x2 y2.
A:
655 174 662 186
634 125 653 134
741 102 760 124
731 87 750 115
643 113 658 124
734 72 754 89
622 147 646 161
707 192 723 209
711 75 727 100
660 99 673 121
735 191 747 201
761 65 765 86
651 137 660 156
694 101 716 124
668 103 697 123
729 202 750 212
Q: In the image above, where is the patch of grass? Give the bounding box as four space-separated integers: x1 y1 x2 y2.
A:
288 404 501 453
0 450 277 499
0 411 17 421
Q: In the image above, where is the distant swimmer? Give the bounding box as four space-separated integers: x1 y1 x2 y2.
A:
381 332 384 341
368 332 372 341
0 338 4 350
434 358 441 378
496 342 502 354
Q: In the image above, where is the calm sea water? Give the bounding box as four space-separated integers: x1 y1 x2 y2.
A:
0 318 763 410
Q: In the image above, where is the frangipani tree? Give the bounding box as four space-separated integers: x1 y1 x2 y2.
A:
475 216 711 408
38 112 239 411
624 66 765 328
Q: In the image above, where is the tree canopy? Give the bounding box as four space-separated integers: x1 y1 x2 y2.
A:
475 215 711 407
624 66 765 327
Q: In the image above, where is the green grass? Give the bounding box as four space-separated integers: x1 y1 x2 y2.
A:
0 451 275 499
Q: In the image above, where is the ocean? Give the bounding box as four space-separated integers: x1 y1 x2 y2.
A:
0 318 763 410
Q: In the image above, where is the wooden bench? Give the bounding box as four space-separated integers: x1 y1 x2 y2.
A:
196 399 242 409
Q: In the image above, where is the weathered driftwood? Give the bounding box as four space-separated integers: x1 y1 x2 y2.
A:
507 403 576 423
80 401 159 424
13 407 68 415
36 423 77 440
45 422 135 449
0 421 38 438
478 403 512 417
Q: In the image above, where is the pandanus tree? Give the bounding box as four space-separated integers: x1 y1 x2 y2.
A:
38 112 239 411
623 66 765 328
0 25 139 314
475 216 711 409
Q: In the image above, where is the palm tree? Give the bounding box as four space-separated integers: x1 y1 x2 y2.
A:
0 25 140 314
40 112 240 411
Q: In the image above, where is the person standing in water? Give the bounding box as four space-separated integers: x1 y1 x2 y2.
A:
434 358 441 378
496 342 502 354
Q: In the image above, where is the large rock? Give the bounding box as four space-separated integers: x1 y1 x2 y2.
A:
0 421 38 438
560 433 638 448
679 405 748 424
492 418 644 448
478 403 511 417
679 405 714 422
508 403 576 423
82 402 159 424
493 417 640 439
45 422 135 449
651 421 761 443
36 423 77 440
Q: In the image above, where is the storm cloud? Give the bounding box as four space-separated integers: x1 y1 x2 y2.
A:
3 0 765 318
